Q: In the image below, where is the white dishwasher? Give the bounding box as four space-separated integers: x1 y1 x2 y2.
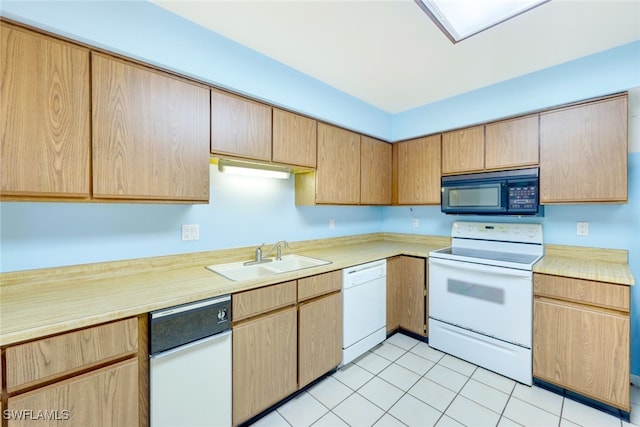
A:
342 259 387 365
149 295 231 427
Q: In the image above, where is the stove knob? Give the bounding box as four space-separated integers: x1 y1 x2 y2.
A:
217 310 227 321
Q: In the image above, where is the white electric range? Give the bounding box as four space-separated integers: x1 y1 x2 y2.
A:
428 221 543 385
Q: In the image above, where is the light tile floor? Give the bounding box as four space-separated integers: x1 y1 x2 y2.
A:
251 334 640 427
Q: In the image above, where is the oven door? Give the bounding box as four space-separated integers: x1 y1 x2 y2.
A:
428 257 532 347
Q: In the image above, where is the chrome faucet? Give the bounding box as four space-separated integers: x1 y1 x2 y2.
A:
244 241 289 266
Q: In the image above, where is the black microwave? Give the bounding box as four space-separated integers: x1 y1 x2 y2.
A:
441 168 542 216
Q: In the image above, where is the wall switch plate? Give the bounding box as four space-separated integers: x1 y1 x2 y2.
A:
329 218 335 230
576 221 589 236
412 217 419 228
182 224 200 241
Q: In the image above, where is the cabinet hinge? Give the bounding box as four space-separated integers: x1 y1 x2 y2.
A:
424 288 427 296
423 324 427 333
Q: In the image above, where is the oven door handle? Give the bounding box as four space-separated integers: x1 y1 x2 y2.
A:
428 257 532 278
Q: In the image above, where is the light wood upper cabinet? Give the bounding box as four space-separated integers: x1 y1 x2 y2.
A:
211 89 272 162
394 135 442 205
361 136 392 205
540 95 628 203
1 22 90 198
442 125 484 174
272 109 317 168
485 114 539 170
92 53 210 202
442 116 539 175
314 123 361 204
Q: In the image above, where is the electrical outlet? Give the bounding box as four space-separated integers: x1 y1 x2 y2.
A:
412 217 419 228
182 224 200 241
576 221 589 236
329 218 335 230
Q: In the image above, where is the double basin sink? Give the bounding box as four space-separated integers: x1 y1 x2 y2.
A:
207 254 332 282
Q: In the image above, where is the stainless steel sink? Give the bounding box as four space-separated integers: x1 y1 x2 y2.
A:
207 254 331 281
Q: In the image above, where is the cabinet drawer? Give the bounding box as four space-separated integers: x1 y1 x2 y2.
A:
7 359 139 427
5 318 138 392
233 281 297 321
533 273 629 312
298 270 342 302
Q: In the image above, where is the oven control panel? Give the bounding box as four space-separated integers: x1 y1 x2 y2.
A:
451 222 542 243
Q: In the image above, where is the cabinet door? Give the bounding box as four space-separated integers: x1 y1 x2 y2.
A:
233 307 297 425
361 136 392 205
7 359 138 427
1 23 90 198
211 89 272 161
533 299 629 410
396 135 441 205
442 126 484 174
540 96 627 203
386 257 401 333
298 292 342 388
272 109 317 168
316 123 361 204
391 256 426 336
92 53 210 201
485 114 539 170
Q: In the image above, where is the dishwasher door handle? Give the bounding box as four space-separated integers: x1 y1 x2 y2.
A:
150 330 231 360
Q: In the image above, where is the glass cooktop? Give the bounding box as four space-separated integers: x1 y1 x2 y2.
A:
430 246 541 267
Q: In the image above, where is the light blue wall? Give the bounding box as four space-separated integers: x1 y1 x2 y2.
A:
0 168 382 271
1 1 639 377
392 41 640 140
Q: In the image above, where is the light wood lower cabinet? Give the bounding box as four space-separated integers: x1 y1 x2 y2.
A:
232 272 342 424
2 317 142 426
533 273 630 411
298 292 342 388
387 256 427 336
232 307 298 425
7 359 139 427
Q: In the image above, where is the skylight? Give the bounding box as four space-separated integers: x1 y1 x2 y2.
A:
416 0 550 43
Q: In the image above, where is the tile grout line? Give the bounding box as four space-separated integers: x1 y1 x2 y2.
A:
497 378 524 427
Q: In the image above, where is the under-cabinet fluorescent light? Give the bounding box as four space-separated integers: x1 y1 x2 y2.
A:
216 159 291 180
416 0 550 43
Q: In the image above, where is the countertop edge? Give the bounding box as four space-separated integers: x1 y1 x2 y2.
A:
1 235 634 346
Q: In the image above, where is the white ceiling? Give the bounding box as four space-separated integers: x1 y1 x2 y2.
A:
151 0 640 114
